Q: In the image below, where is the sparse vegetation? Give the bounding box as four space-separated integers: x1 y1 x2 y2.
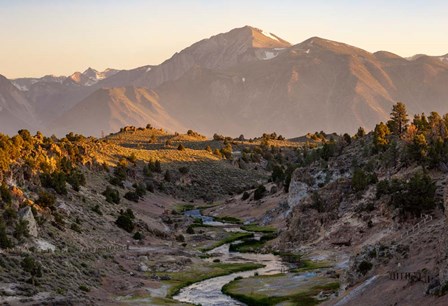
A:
357 260 373 275
351 168 377 192
0 101 447 303
115 209 135 232
377 171 436 218
241 224 276 233
200 232 254 252
222 276 339 306
21 255 43 285
161 262 264 298
102 186 120 204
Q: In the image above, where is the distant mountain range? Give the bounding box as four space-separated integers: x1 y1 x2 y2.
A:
1 25 448 137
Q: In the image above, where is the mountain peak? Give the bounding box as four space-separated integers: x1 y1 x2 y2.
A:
229 25 291 48
83 67 98 75
373 51 404 60
295 36 373 58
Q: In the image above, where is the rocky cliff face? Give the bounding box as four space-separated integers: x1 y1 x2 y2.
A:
278 134 448 303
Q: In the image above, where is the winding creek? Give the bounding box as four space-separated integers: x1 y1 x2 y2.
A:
173 210 288 305
173 209 345 306
174 242 287 305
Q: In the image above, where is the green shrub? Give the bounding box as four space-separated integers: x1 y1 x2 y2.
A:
146 182 155 193
253 185 266 201
186 226 195 234
213 133 225 141
164 170 172 182
351 168 377 192
115 209 135 233
70 223 82 233
66 170 86 191
392 172 436 217
14 220 29 240
127 153 137 163
133 231 143 240
134 183 147 197
35 191 56 210
0 184 12 204
376 180 391 199
0 219 12 249
343 133 352 144
21 255 42 285
179 166 189 174
378 172 436 217
40 171 67 195
115 165 127 177
147 159 162 173
79 285 90 292
124 191 139 203
220 144 233 159
356 127 366 138
271 165 284 183
358 261 373 275
241 191 250 201
91 205 102 215
109 176 124 187
102 186 120 204
2 206 17 224
143 164 152 177
320 140 337 161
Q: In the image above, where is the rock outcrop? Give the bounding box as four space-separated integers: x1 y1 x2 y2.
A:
18 206 38 238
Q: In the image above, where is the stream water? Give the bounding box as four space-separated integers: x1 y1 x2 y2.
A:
173 210 287 306
184 209 233 227
173 242 287 305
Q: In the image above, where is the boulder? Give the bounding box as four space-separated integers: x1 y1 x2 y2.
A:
35 239 56 252
56 201 71 216
138 262 149 272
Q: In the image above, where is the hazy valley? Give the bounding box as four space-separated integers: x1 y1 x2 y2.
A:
2 22 448 306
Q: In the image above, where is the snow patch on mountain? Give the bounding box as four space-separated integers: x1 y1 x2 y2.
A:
69 68 119 86
262 30 279 42
262 51 278 60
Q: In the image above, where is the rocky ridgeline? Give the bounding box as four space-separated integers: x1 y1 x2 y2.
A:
279 124 448 301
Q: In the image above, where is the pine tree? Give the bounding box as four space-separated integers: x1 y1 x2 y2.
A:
356 127 366 138
373 122 391 151
389 102 409 136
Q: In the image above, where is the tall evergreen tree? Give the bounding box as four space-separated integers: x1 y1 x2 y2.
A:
388 102 409 137
356 127 366 138
373 122 391 151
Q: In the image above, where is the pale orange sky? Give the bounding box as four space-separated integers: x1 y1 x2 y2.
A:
1 0 448 78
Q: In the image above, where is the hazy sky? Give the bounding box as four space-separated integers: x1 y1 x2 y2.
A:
1 0 448 78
